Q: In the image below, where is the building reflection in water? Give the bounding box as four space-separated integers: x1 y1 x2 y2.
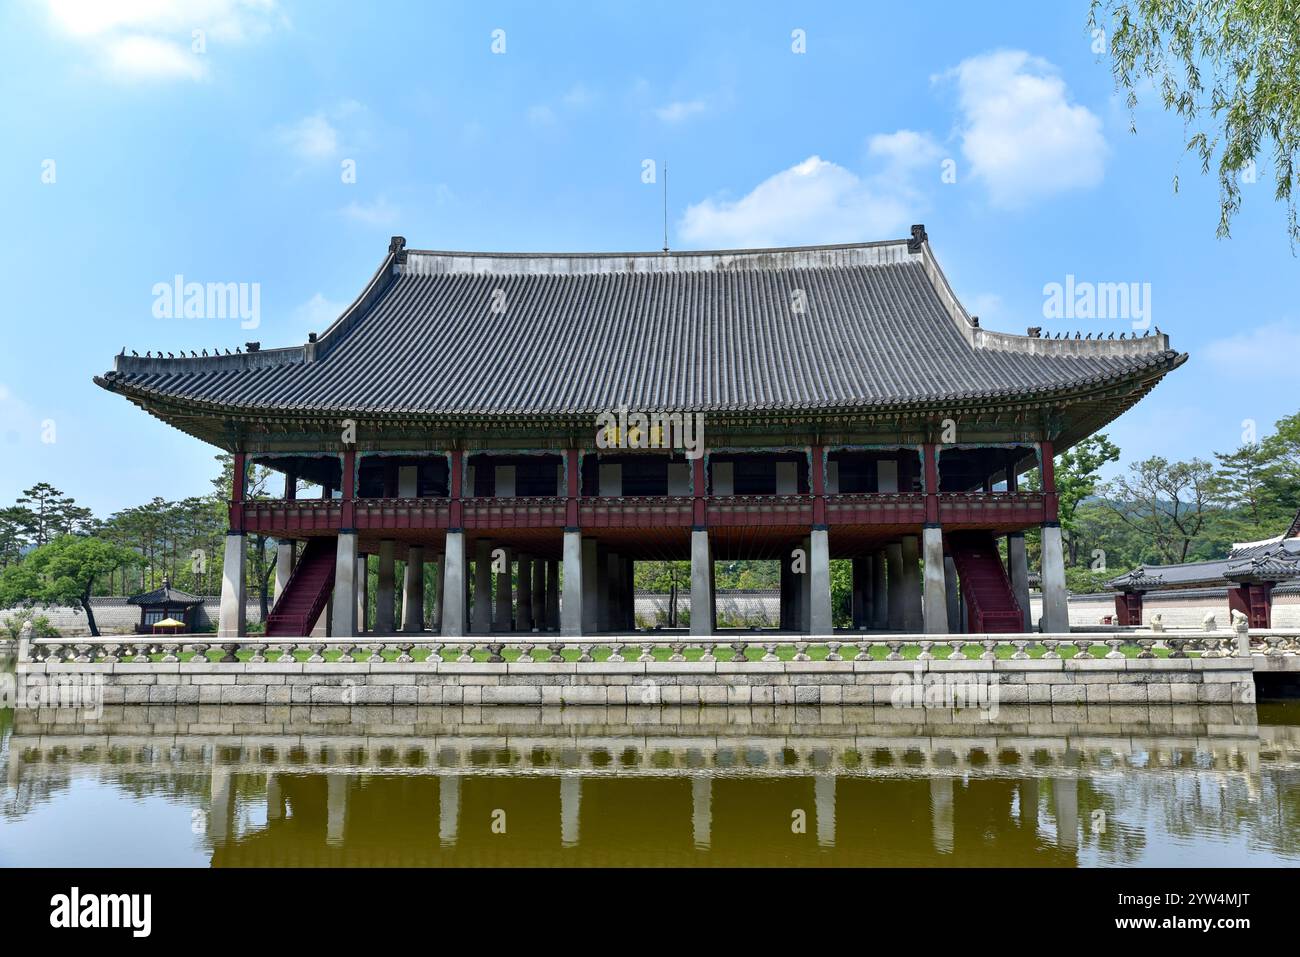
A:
3 702 1298 867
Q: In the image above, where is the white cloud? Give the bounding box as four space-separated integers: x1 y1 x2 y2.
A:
103 35 207 81
293 293 346 333
963 292 1004 321
678 155 916 248
43 0 281 81
339 196 401 227
1203 320 1300 378
561 83 597 109
0 383 38 448
527 84 599 127
938 50 1107 208
279 113 339 161
527 104 557 127
867 129 943 171
654 99 707 123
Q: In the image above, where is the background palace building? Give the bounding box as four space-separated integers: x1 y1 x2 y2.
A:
95 228 1185 640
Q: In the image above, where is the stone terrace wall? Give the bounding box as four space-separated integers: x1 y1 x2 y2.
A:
21 657 1255 709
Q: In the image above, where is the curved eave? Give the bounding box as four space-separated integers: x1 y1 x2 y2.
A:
93 350 1185 450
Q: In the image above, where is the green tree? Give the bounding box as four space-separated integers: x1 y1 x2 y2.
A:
1102 456 1223 563
0 535 139 637
1090 0 1300 245
1260 410 1300 510
0 505 35 568
1026 434 1121 564
16 483 84 547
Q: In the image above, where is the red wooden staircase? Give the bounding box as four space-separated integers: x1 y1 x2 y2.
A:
947 531 1024 633
265 538 336 637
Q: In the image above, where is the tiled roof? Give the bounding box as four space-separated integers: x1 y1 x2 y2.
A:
127 579 202 606
97 233 1184 419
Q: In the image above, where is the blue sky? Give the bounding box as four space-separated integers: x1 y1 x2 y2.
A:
1 0 1296 517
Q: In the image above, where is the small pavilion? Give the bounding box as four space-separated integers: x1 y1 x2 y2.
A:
126 578 203 634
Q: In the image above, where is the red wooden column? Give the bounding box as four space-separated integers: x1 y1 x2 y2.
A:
229 451 247 531
922 443 940 524
448 449 464 530
1040 440 1058 522
340 449 356 530
284 463 298 501
692 455 707 528
810 444 826 526
565 448 581 528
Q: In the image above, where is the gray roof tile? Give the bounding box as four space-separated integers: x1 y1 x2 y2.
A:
98 238 1184 418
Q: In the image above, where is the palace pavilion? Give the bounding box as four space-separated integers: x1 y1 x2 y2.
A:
96 227 1185 638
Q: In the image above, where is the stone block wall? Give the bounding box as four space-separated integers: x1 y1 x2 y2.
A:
20 657 1257 710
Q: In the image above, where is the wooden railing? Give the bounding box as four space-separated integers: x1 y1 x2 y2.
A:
235 490 1055 532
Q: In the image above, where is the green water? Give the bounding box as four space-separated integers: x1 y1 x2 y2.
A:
2 692 1298 867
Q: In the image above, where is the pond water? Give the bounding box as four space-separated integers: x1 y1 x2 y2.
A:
2 691 1298 867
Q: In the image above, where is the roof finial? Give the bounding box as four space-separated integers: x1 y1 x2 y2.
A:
907 224 928 252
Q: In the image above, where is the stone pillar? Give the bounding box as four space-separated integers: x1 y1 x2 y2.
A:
580 537 599 634
546 559 560 630
439 774 460 845
562 532 583 636
331 531 358 636
622 556 635 631
431 556 443 632
493 546 513 632
930 777 954 854
871 549 888 630
375 539 396 634
815 774 836 847
209 766 234 846
560 776 582 847
885 543 904 631
809 528 833 635
266 774 284 821
402 545 425 632
779 551 795 631
273 539 294 604
944 555 960 635
900 534 923 632
1007 532 1032 632
1040 524 1069 633
472 539 493 633
356 555 368 633
531 558 546 631
692 777 712 848
218 532 247 638
594 545 609 632
800 534 812 632
517 553 534 631
326 774 347 846
440 532 466 637
605 549 622 632
690 529 713 636
921 526 949 634
1053 777 1078 850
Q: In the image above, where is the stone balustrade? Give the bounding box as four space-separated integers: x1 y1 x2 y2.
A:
20 628 1295 666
